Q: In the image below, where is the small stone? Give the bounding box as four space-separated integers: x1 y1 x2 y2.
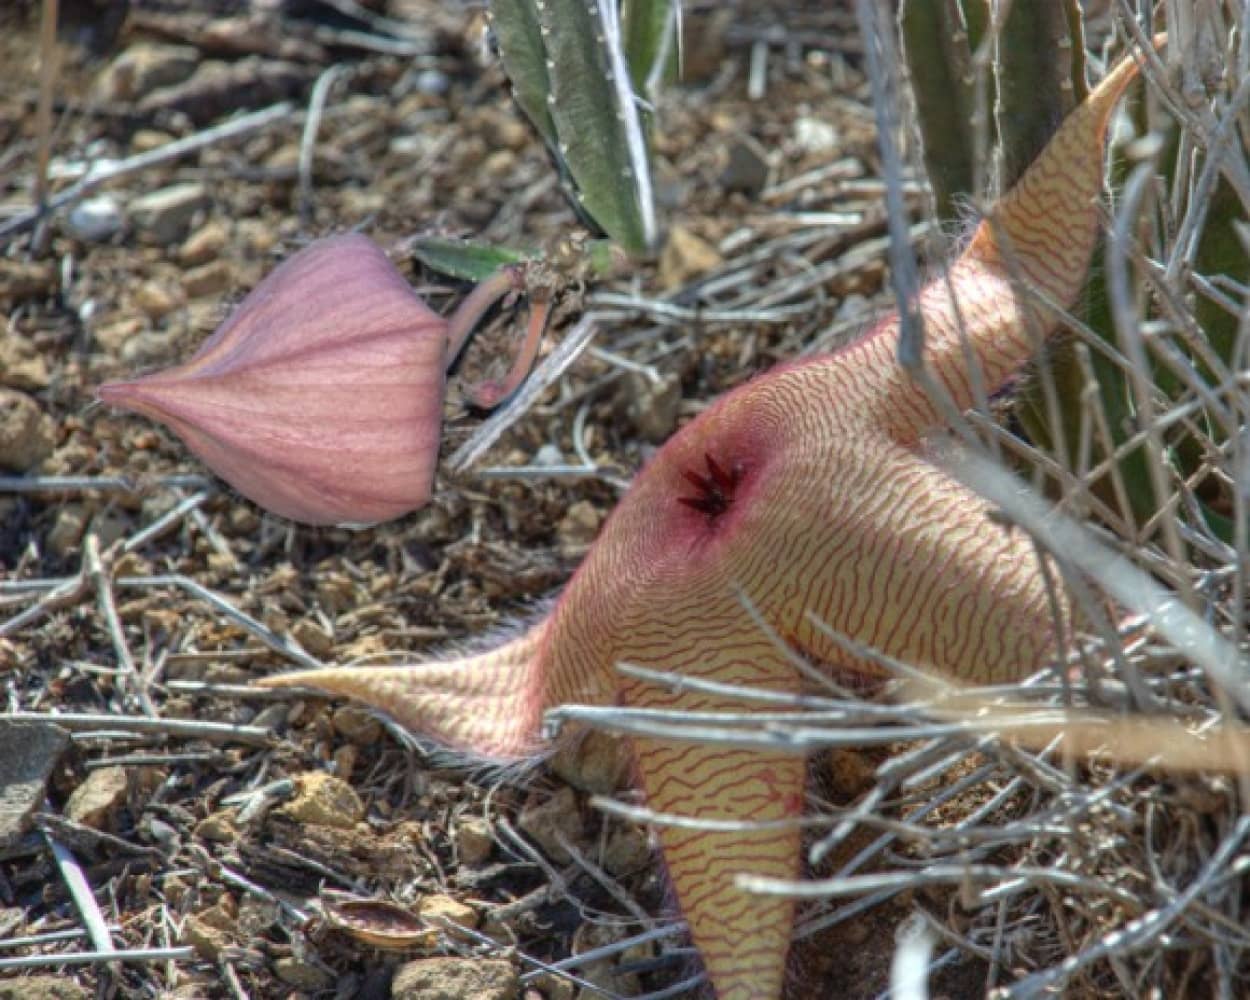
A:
0 389 54 472
183 899 236 959
602 824 651 876
492 118 529 151
414 68 450 95
293 619 335 661
88 511 130 551
95 43 199 102
46 504 89 558
517 786 584 864
549 730 629 795
720 139 770 196
92 316 144 355
130 183 210 245
569 923 649 995
332 743 357 778
265 142 300 172
0 259 56 302
454 817 493 865
131 129 174 153
392 958 517 1000
622 370 682 443
193 810 238 843
181 259 232 299
826 748 876 800
658 225 722 290
64 765 129 831
274 956 333 991
238 219 277 255
163 875 190 906
556 500 601 552
420 894 479 931
0 343 50 391
179 221 228 266
65 195 125 242
278 771 363 830
794 116 839 154
0 976 88 1000
238 895 280 938
0 720 70 849
120 330 176 366
134 280 184 320
331 705 381 746
482 149 514 176
525 975 575 1000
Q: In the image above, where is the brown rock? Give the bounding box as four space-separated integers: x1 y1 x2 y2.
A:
179 221 228 267
46 504 88 559
131 129 174 153
92 316 145 355
63 765 129 831
826 748 876 801
549 730 629 795
620 369 682 443
524 976 575 1000
556 500 601 553
517 786 584 864
193 811 238 843
569 922 650 996
331 705 381 746
274 956 333 990
602 824 651 876
454 816 493 865
134 281 184 320
278 771 364 830
293 619 335 661
0 259 56 303
0 389 54 472
181 260 233 299
184 899 236 959
658 224 722 290
419 894 478 931
0 976 88 1000
0 342 50 391
392 958 517 1000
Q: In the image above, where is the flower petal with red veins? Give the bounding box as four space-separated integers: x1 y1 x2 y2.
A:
98 233 447 525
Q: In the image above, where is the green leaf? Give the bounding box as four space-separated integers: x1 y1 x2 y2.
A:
622 0 677 95
409 237 531 282
538 0 656 255
489 0 558 149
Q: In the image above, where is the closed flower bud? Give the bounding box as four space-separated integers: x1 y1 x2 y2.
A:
98 233 447 525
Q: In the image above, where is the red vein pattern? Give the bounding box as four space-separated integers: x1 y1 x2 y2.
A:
259 42 1153 1000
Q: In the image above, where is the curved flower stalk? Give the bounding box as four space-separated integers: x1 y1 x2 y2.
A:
97 233 548 526
259 41 1157 1000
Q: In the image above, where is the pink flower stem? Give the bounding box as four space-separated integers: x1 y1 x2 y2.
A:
443 265 526 370
463 294 553 409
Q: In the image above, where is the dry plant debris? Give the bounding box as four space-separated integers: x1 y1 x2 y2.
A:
3 1 1250 999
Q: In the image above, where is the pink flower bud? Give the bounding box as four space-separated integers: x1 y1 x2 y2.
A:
98 234 447 525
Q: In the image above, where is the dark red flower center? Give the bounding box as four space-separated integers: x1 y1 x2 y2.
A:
677 452 742 520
